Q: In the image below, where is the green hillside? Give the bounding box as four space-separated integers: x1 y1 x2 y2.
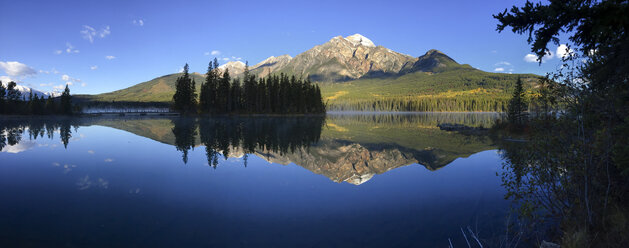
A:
321 68 540 111
78 68 539 112
84 72 206 102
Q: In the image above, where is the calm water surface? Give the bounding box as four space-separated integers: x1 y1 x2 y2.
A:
1 113 509 247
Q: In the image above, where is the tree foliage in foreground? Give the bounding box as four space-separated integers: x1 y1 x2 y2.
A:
494 0 629 246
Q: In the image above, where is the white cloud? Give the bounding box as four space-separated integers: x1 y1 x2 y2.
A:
494 67 505 72
495 61 511 66
81 26 96 43
524 54 539 63
65 42 79 53
1 140 37 153
90 65 98 70
222 57 229 61
0 61 37 77
81 25 110 43
100 26 111 38
133 19 144 26
105 55 116 60
211 50 220 56
61 74 81 84
54 50 63 55
524 51 554 63
81 83 87 87
40 83 53 87
556 44 574 59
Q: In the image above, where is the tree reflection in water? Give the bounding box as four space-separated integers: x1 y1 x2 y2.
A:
0 118 76 152
171 116 325 167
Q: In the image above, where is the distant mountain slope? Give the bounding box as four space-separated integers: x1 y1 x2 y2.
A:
1 81 60 99
250 55 292 78
85 72 205 102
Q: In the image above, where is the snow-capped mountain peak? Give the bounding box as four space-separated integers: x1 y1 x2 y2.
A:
218 60 246 69
1 81 60 99
344 34 376 47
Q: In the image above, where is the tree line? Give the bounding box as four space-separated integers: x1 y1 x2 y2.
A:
0 81 73 115
328 96 510 112
173 59 326 114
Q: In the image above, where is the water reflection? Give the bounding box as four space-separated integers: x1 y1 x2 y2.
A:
0 114 506 247
1 113 497 185
0 118 77 152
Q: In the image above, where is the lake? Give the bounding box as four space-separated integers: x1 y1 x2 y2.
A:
0 113 510 247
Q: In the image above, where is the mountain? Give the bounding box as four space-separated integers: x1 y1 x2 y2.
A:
83 72 205 102
79 33 541 111
218 61 246 76
1 81 60 99
400 49 468 74
273 34 417 81
250 55 292 78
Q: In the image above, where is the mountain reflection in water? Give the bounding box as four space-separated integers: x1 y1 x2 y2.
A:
1 113 498 185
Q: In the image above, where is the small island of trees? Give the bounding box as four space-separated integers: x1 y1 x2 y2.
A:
172 59 326 115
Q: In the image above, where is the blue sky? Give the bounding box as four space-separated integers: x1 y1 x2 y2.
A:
0 0 568 95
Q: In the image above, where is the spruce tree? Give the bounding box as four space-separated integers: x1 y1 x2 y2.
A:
230 78 242 113
218 69 231 113
200 61 214 113
507 77 527 125
60 84 72 115
173 63 195 113
44 95 55 114
0 81 5 114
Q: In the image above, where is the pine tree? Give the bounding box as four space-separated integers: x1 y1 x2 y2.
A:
507 77 527 125
200 61 214 113
173 63 196 113
0 81 5 114
60 84 72 115
230 78 242 113
218 69 231 113
45 95 56 114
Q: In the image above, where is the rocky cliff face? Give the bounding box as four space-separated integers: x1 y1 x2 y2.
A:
217 61 246 76
276 34 417 82
250 55 293 78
